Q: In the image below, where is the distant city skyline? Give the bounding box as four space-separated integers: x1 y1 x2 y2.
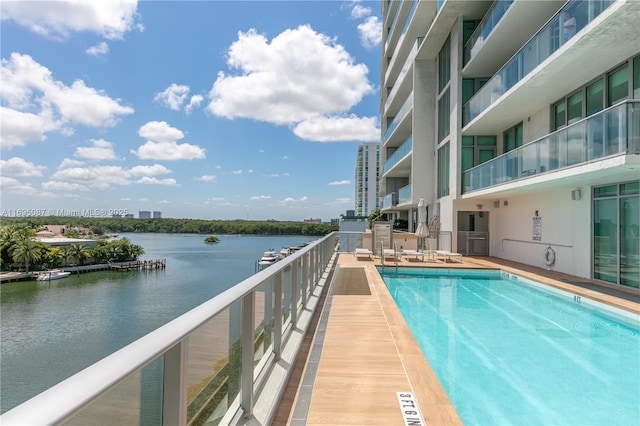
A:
0 1 382 221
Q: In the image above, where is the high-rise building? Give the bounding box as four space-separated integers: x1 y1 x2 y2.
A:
354 143 380 216
380 0 639 289
138 211 151 219
153 211 162 218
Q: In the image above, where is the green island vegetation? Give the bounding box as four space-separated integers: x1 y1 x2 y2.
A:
204 236 220 243
0 216 337 236
0 225 144 272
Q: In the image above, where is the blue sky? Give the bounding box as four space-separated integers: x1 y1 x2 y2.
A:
0 1 382 222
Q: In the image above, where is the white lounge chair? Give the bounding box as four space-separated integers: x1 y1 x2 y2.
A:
402 249 424 262
354 248 373 260
382 249 397 260
435 250 463 263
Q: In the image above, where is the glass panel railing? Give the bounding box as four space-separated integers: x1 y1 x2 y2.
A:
382 192 398 208
385 0 403 50
463 101 639 193
464 0 515 66
398 184 412 204
384 93 414 142
437 0 445 13
462 0 615 126
385 37 421 111
383 136 412 173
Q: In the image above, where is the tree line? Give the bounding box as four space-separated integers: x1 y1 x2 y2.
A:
1 226 145 272
0 216 337 236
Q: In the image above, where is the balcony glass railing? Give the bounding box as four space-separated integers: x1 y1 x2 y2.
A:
463 0 514 66
385 37 422 111
385 0 402 50
398 184 412 204
462 0 615 126
382 192 398 208
0 234 349 425
384 93 413 142
463 101 640 193
437 0 445 13
383 136 412 174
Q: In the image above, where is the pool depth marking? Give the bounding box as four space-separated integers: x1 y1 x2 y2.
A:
396 392 425 426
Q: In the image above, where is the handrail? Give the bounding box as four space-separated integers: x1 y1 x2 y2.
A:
0 232 349 425
463 100 639 193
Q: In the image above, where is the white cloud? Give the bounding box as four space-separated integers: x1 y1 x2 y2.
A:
129 164 172 177
0 157 47 176
57 158 85 169
0 53 134 148
0 176 37 195
335 197 351 203
74 139 118 161
207 25 373 125
185 95 203 114
41 181 89 191
197 175 216 182
232 169 242 175
328 180 351 186
154 84 190 111
86 41 109 56
357 16 382 49
0 106 55 149
138 121 184 143
136 177 179 186
280 196 309 205
132 121 205 160
250 195 271 200
351 4 372 19
0 0 142 40
131 141 205 161
293 115 379 142
51 165 132 189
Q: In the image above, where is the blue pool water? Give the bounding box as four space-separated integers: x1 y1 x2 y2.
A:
380 267 640 426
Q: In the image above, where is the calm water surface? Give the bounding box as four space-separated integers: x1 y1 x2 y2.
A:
0 233 314 413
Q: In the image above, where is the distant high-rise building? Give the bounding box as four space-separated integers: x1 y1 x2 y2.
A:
139 211 151 219
153 211 162 218
354 143 380 217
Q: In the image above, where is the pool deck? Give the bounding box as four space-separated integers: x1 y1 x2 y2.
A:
274 253 639 425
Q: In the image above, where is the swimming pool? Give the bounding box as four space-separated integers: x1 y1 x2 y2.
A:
380 267 640 425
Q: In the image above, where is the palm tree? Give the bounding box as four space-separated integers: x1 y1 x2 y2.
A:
44 247 64 269
68 243 90 266
10 237 43 273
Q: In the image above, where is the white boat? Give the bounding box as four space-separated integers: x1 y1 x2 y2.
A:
257 250 283 269
37 270 71 281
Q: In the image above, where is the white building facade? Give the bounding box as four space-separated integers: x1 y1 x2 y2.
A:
355 143 381 216
380 0 639 289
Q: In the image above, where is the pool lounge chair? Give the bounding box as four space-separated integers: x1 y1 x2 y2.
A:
401 249 425 262
354 248 373 260
382 249 397 261
435 250 463 263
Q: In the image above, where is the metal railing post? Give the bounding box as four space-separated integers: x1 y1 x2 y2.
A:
301 253 308 307
273 271 283 359
163 340 187 426
241 292 255 419
290 260 298 326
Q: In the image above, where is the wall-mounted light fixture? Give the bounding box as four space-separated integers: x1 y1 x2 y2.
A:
571 189 581 201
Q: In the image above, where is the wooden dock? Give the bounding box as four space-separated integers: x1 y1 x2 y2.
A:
108 259 166 271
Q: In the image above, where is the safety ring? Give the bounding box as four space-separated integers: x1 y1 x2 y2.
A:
544 247 556 267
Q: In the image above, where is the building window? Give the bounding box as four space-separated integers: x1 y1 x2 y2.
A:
608 63 629 106
633 55 640 99
461 136 496 172
503 123 523 152
438 89 450 142
437 143 450 198
593 181 639 289
438 35 450 92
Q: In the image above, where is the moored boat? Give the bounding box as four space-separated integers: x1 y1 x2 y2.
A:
36 270 71 281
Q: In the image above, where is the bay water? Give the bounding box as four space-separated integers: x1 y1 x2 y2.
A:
0 233 315 414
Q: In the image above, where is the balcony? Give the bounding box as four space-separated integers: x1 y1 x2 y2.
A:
0 234 347 425
383 136 412 174
384 93 413 144
463 0 515 66
382 191 398 208
384 37 421 113
398 184 412 205
463 101 640 194
462 0 615 126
